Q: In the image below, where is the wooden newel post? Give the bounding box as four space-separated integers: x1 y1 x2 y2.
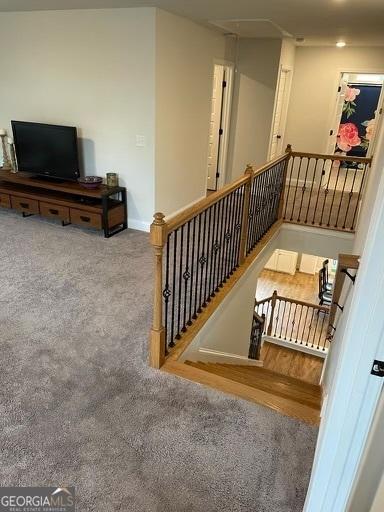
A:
277 144 293 219
239 164 253 265
267 290 278 336
149 212 167 369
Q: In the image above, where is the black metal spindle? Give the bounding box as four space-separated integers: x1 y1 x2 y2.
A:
297 158 310 222
318 158 334 226
198 210 207 312
170 229 178 346
181 221 191 332
193 213 202 319
187 216 197 326
307 158 323 224
326 160 342 227
283 156 294 220
290 157 303 221
175 224 184 339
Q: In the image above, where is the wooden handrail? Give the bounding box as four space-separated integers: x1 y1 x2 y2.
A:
290 151 372 164
166 151 291 233
255 293 329 312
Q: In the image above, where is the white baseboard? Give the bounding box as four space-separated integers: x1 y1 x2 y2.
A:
128 218 150 232
263 335 328 358
183 347 264 366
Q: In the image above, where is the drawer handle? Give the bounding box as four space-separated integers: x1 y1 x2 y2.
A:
80 215 91 223
49 208 59 215
20 202 29 209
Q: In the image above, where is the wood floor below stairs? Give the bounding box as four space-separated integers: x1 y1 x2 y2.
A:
167 355 322 425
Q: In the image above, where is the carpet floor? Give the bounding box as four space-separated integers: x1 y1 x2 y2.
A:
0 210 318 512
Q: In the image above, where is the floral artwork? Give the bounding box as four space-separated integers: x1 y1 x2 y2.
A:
342 86 360 118
360 117 376 150
337 123 361 152
335 83 381 157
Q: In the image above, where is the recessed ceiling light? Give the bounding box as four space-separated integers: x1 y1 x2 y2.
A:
336 41 346 47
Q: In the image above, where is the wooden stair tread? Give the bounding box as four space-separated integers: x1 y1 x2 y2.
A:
185 361 321 410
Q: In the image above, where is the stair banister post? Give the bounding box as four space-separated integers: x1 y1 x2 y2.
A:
149 212 167 369
239 164 253 264
277 144 292 220
267 290 278 336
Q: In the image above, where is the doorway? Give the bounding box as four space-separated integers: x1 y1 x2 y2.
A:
269 67 292 160
328 72 384 158
206 64 233 191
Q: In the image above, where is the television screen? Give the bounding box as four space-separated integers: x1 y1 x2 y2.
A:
11 121 80 181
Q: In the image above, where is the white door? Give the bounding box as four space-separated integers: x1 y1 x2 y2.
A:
269 68 291 160
207 65 225 191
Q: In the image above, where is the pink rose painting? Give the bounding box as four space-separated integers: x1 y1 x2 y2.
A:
344 86 360 103
343 86 361 118
337 123 361 152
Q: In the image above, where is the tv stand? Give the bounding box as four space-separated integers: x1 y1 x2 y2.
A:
0 170 127 238
30 174 66 184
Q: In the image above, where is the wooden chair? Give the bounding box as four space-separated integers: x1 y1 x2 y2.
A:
319 268 332 306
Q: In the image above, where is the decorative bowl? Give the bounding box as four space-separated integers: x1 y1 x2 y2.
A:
78 176 103 189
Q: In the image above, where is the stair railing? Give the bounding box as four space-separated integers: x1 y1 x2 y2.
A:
282 151 371 231
255 291 330 352
149 150 290 368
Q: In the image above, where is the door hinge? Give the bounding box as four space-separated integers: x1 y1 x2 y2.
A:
338 86 341 93
379 108 383 115
330 129 334 136
219 128 223 135
371 360 384 377
222 80 227 88
216 172 220 178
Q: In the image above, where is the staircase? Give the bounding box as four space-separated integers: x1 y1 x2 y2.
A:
184 359 321 425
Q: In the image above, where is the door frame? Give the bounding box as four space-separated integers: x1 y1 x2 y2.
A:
325 67 384 156
268 65 293 160
206 60 234 191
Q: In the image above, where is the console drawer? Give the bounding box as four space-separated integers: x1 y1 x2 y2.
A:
70 208 102 229
0 193 11 208
11 195 39 214
40 202 70 223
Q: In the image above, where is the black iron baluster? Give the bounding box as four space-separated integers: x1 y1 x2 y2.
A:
289 303 297 341
224 191 235 280
311 308 321 349
217 197 227 290
181 221 191 332
351 162 369 230
284 301 292 340
306 308 316 347
163 234 171 349
198 209 208 311
290 157 303 221
170 229 178 346
326 160 342 227
220 194 231 284
188 216 197 325
273 299 281 337
283 156 295 220
306 158 322 224
334 165 350 228
294 304 303 344
297 158 310 222
318 158 333 226
208 201 218 299
256 171 267 243
175 224 184 340
193 213 202 319
233 187 243 268
300 305 309 345
342 164 358 230
278 300 287 339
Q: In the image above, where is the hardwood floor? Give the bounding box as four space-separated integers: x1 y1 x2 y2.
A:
256 268 319 303
261 342 323 385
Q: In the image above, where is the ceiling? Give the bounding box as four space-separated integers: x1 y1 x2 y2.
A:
1 0 384 46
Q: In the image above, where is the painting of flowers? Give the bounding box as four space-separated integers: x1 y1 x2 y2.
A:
336 83 381 157
337 123 361 152
343 86 360 118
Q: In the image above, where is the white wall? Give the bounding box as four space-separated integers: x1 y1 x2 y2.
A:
155 10 230 216
0 9 157 231
228 39 282 180
285 46 384 153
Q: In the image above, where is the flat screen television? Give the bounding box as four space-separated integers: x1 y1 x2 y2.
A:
11 121 80 181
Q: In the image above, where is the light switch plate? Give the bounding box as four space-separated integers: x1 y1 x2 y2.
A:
136 135 146 147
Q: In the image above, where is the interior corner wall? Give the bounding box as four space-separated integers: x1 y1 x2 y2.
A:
228 39 282 181
0 8 156 232
155 10 230 217
284 46 384 154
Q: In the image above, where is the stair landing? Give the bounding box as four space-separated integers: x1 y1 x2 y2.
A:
163 358 321 425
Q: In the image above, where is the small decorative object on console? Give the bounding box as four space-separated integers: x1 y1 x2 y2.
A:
7 137 18 173
0 129 12 170
106 172 119 187
78 176 103 189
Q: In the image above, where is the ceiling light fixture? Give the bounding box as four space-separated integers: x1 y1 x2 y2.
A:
336 41 346 47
